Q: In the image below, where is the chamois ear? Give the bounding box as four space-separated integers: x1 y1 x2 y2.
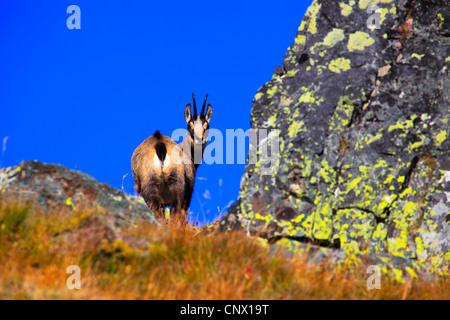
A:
184 104 192 123
205 104 212 122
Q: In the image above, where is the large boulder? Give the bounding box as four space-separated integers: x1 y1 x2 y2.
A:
0 160 157 224
221 0 449 274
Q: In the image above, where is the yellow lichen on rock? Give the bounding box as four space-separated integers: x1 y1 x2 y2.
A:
348 32 375 52
329 58 352 73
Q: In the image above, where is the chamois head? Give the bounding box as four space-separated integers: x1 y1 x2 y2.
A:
184 93 213 146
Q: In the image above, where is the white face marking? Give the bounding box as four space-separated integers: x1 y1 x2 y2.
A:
193 120 203 141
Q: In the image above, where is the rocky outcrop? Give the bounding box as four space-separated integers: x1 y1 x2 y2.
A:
0 161 157 224
221 0 449 274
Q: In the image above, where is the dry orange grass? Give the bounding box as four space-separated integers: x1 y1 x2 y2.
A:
0 200 448 300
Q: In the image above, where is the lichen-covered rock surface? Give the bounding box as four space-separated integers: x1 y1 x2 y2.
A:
0 160 157 224
221 0 450 276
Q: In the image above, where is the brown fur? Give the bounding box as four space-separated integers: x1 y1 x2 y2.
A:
132 133 195 223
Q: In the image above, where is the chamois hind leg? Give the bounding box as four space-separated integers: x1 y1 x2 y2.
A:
169 184 185 226
178 204 189 226
170 205 185 226
177 194 192 226
146 198 165 221
140 180 167 222
178 207 187 226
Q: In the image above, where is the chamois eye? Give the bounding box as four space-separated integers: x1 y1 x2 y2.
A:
189 122 194 129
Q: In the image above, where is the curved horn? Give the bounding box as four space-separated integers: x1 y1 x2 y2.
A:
201 94 208 117
192 93 197 118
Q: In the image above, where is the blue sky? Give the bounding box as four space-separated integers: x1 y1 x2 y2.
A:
0 1 311 224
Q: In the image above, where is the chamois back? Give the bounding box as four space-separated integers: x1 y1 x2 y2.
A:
131 130 195 221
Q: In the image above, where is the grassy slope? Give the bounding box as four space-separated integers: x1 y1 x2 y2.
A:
0 200 448 300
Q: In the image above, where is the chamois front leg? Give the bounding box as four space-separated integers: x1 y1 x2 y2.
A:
179 179 194 226
170 205 186 226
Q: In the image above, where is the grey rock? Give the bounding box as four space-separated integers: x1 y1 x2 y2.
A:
0 160 157 224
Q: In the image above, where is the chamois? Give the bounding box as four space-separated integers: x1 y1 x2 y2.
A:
131 93 213 224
